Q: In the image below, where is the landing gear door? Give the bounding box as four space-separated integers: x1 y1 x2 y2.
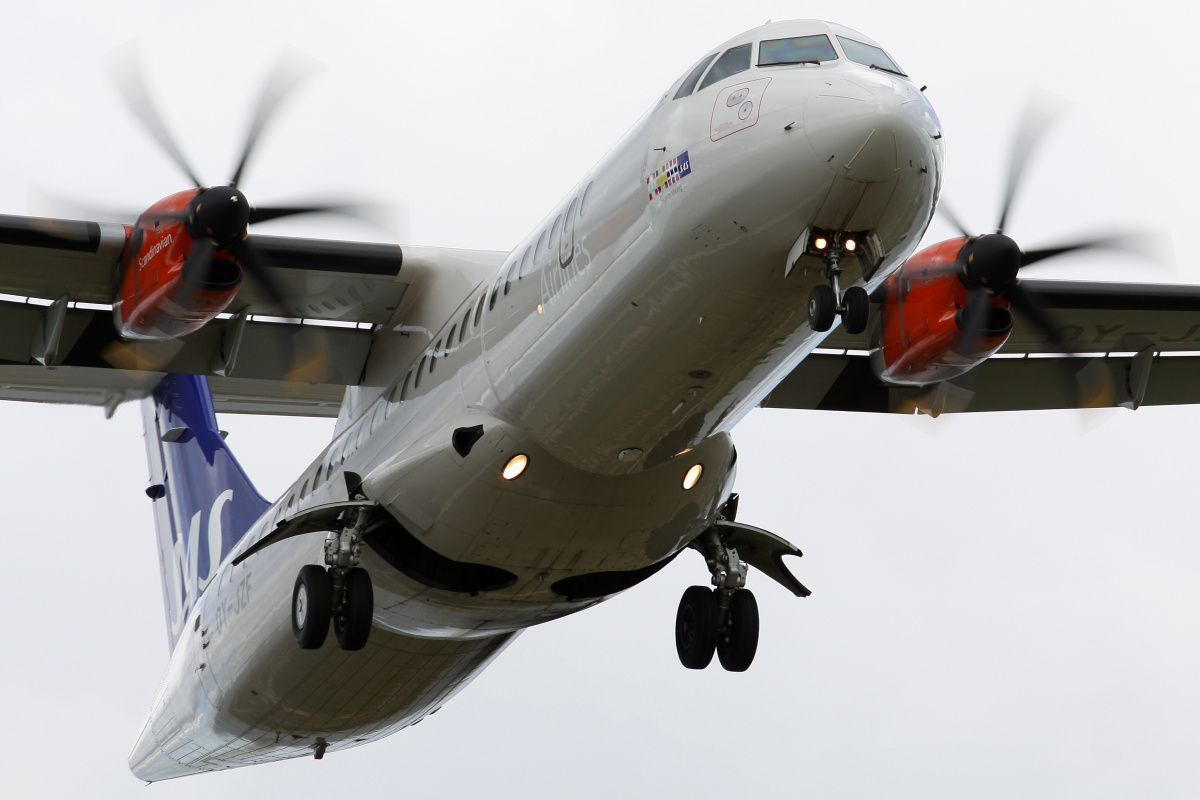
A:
559 197 578 268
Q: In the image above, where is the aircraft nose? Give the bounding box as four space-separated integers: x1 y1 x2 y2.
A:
803 77 938 182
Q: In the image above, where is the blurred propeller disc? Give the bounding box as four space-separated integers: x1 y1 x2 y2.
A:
935 92 1166 409
229 47 322 188
104 42 204 188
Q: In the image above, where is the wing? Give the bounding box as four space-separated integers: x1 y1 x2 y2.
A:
767 280 1200 414
0 213 504 416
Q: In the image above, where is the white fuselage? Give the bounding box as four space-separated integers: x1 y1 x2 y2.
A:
130 19 942 779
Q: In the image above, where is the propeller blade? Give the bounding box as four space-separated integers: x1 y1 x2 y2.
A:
1006 281 1114 407
104 43 204 189
951 287 991 357
1020 232 1164 268
171 238 215 318
1005 281 1069 350
183 238 215 286
228 48 321 188
936 200 974 239
229 238 289 313
995 92 1066 235
248 200 407 238
28 186 141 225
249 203 372 225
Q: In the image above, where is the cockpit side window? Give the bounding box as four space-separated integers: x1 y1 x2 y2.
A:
759 35 838 66
673 53 718 100
698 43 752 91
836 36 907 77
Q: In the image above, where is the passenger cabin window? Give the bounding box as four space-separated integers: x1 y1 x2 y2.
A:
504 260 518 295
431 340 442 371
517 247 534 279
474 295 485 327
315 462 324 485
548 214 563 252
673 53 718 99
758 35 838 66
448 324 457 347
698 43 751 91
300 479 309 499
400 371 411 400
534 230 547 262
837 36 906 76
580 182 594 216
489 281 500 310
415 357 426 387
560 201 577 266
460 311 470 342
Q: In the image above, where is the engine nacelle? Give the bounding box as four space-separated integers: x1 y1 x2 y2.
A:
114 189 243 340
869 237 1014 386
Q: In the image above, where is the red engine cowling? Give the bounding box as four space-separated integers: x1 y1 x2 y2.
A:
870 237 1014 386
114 189 244 340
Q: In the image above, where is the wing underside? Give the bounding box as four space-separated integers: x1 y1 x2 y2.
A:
767 280 1200 414
0 212 505 416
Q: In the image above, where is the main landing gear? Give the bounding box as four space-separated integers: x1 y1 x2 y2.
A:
292 505 375 652
807 239 869 335
676 528 760 672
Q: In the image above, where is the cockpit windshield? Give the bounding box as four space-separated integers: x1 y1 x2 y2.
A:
673 53 718 100
698 43 751 91
836 36 907 76
758 34 838 66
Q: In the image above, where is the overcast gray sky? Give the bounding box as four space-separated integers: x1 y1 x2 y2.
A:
2 1 1199 797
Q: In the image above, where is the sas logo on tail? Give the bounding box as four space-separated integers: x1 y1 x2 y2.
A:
165 490 237 638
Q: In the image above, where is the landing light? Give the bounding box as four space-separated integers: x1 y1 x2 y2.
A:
502 454 528 480
813 237 828 250
845 238 857 252
682 463 703 490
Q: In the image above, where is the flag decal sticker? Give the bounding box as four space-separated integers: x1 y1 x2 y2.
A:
646 150 691 199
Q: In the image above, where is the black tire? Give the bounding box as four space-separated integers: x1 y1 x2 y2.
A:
841 285 870 335
717 589 759 672
334 567 374 651
675 586 719 669
808 284 837 332
292 565 332 650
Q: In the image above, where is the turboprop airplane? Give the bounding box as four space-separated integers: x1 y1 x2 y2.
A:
2 19 1199 780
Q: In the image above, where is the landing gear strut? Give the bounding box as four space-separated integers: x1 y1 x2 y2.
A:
291 504 375 651
676 527 760 671
808 241 869 335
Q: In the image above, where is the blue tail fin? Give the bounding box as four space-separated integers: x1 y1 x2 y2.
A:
142 374 271 652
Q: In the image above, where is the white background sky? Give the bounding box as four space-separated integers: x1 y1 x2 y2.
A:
2 1 1199 797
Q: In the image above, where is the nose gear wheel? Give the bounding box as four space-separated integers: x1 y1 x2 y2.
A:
807 241 870 334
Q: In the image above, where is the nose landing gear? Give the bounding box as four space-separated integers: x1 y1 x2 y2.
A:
807 240 870 335
675 528 760 672
291 505 375 652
